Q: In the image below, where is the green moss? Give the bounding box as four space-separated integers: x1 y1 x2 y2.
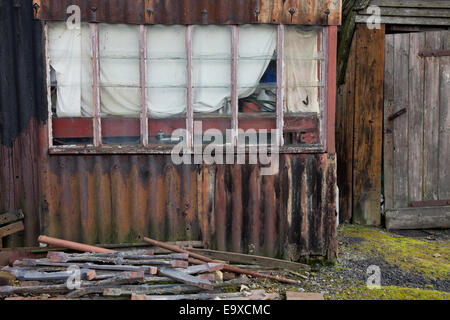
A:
333 284 450 300
221 286 240 293
339 225 450 280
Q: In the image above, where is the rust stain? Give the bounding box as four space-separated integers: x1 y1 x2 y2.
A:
34 0 341 25
38 154 338 260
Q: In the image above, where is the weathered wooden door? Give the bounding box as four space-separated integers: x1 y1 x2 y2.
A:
384 30 450 229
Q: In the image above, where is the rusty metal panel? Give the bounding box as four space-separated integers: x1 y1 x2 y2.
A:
1 0 338 261
0 0 47 247
41 154 337 260
33 0 146 24
33 0 342 25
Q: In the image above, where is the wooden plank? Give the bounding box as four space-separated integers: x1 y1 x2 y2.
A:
157 267 214 290
47 251 187 262
392 33 410 209
231 25 239 147
4 268 96 282
0 283 71 297
186 248 310 272
0 221 24 239
90 23 102 147
336 33 356 223
286 291 324 300
131 289 278 301
410 200 450 207
131 291 245 300
386 206 450 230
369 0 450 9
408 32 425 204
104 276 250 297
104 284 202 297
358 7 450 18
44 23 53 148
356 15 450 26
181 263 225 275
65 271 145 298
13 259 157 275
423 32 441 201
185 25 193 149
223 289 280 300
326 26 338 154
139 25 148 147
276 24 285 147
47 253 186 267
438 31 450 199
0 210 24 226
352 24 385 225
384 34 395 211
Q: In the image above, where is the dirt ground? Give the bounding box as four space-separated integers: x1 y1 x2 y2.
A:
246 225 450 300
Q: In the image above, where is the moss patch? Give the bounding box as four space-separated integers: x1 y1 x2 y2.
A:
339 225 450 280
333 284 450 300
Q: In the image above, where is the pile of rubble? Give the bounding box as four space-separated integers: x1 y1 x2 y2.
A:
0 235 310 300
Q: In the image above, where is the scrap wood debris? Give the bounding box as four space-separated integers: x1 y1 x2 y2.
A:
0 235 313 300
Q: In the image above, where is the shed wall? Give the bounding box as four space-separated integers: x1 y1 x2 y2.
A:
0 0 338 260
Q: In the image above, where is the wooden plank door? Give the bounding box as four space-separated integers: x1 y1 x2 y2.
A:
384 30 450 230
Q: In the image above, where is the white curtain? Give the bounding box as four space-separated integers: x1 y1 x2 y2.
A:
48 22 319 118
285 27 321 113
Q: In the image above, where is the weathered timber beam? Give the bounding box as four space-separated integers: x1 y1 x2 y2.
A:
103 284 202 297
2 267 96 282
0 210 24 226
0 222 25 239
13 259 157 275
47 252 187 268
180 263 225 275
186 248 310 271
386 207 450 230
131 291 248 300
103 276 250 297
143 237 300 285
157 267 214 290
65 271 145 298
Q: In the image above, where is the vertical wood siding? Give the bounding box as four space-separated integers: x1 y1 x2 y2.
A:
384 30 450 209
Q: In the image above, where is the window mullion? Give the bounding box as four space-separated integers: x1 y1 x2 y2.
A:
186 25 194 150
44 23 53 148
90 23 102 147
139 25 149 147
276 24 285 147
231 25 239 147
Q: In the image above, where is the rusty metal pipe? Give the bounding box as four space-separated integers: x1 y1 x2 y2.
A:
143 237 300 285
37 236 115 254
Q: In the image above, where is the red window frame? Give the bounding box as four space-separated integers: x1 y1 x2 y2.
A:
45 23 337 154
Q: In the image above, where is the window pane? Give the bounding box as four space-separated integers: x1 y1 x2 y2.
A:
147 25 187 145
284 26 323 114
48 22 94 146
283 26 323 146
237 25 277 146
193 25 232 117
193 25 232 144
98 24 140 145
238 25 277 116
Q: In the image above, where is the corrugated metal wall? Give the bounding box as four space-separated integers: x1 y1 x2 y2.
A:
0 0 47 247
33 0 342 25
1 1 338 260
41 154 336 260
